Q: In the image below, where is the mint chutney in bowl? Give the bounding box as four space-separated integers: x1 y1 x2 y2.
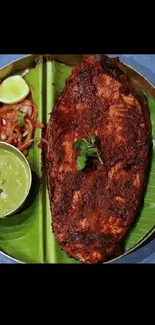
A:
0 142 32 218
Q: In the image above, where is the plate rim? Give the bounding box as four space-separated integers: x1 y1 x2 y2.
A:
0 54 155 264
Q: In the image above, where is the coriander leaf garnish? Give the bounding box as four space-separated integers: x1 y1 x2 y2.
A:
86 147 99 156
97 152 103 165
13 111 25 126
90 135 96 146
73 135 103 171
76 154 87 170
73 138 89 153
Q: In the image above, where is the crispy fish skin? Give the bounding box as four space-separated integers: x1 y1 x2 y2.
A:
45 55 152 264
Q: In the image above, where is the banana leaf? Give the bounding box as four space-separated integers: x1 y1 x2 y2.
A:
0 57 155 264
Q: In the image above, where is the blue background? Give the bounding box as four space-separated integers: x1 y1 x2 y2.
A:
0 54 155 264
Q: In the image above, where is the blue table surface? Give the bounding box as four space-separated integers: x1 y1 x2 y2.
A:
0 54 155 264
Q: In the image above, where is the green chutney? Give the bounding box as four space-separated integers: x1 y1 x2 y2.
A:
0 145 31 218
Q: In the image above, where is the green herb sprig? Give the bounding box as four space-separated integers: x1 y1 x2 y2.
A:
73 135 103 170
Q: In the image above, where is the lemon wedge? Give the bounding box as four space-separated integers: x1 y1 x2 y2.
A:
0 75 29 104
